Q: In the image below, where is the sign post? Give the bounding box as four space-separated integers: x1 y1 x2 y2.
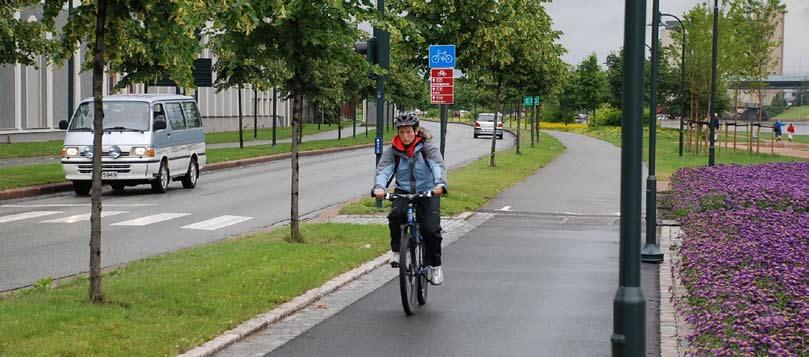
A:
429 45 455 158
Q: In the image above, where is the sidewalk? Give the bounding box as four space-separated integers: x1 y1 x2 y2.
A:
208 131 661 357
0 126 365 169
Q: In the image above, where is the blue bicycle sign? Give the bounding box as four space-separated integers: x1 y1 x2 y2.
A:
429 45 455 68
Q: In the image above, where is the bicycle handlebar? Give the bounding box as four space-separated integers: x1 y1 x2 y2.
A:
372 191 433 201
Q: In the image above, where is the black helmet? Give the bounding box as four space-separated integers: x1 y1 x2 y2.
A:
394 113 419 128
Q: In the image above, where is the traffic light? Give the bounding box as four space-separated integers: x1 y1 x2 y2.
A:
354 38 378 79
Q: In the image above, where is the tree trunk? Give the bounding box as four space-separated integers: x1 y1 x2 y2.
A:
238 85 244 149
337 107 342 140
536 104 542 145
516 89 522 155
89 0 108 304
530 100 535 148
289 83 303 243
489 83 500 167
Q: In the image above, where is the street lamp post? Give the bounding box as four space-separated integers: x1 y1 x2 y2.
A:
67 0 74 120
709 0 719 166
660 13 686 158
613 0 646 355
643 0 664 264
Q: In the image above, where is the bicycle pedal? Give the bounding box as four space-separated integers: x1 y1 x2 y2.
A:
390 261 400 268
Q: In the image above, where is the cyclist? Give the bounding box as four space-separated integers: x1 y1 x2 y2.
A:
373 113 447 285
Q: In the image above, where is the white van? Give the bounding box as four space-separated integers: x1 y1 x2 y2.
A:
59 94 206 195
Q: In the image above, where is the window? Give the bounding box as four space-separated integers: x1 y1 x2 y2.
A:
165 103 186 130
68 102 150 131
182 102 202 128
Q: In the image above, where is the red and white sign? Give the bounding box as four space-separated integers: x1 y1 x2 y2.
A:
431 86 453 95
431 94 454 104
430 68 453 78
430 77 454 86
430 69 454 104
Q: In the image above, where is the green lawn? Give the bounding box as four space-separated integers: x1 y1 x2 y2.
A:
774 105 809 121
0 123 346 159
0 224 389 355
0 130 393 191
340 131 565 216
568 126 806 180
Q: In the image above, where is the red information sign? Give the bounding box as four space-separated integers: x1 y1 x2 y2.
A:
431 86 454 95
430 69 454 105
430 68 453 78
431 94 454 104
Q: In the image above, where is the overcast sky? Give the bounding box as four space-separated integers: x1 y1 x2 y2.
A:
545 0 809 75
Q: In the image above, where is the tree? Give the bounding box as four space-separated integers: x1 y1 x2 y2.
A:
223 0 373 242
36 0 249 302
572 53 608 118
605 50 623 110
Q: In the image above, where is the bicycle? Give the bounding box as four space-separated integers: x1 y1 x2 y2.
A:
381 191 433 315
431 50 453 65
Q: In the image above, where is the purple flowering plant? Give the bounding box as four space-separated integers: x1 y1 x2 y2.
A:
670 162 808 356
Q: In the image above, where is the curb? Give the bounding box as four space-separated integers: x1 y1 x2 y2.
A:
0 143 376 202
659 221 690 357
179 251 394 357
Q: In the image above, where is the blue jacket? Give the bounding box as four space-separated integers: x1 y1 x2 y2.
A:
374 133 447 194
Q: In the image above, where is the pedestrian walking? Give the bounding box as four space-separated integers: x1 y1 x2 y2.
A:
773 119 784 141
711 112 720 141
786 123 795 142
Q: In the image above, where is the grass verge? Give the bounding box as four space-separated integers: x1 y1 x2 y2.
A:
0 123 344 159
552 126 806 180
340 131 565 216
0 224 389 355
0 130 394 190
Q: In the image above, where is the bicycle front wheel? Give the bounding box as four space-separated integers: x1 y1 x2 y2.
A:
399 230 417 316
415 233 428 305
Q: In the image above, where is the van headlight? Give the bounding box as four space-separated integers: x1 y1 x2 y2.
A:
132 146 155 157
63 147 80 157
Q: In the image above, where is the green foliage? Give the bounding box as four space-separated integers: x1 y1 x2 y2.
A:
590 104 623 127
0 1 55 66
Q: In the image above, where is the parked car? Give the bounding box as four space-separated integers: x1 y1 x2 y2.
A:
59 94 206 195
474 113 504 139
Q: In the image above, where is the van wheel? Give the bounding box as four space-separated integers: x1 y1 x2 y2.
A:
72 180 91 195
151 161 170 194
181 158 198 189
111 183 125 192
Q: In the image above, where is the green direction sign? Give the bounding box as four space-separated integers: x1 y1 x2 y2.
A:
523 96 533 107
534 96 541 105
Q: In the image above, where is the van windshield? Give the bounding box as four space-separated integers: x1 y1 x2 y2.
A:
69 102 151 132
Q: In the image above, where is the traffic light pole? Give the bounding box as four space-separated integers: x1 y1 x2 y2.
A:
373 0 390 208
612 0 646 355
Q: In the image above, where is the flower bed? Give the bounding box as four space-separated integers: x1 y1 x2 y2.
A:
670 162 809 356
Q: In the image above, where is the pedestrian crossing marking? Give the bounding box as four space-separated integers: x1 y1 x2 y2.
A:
0 211 62 224
181 215 254 231
41 211 129 224
111 213 190 226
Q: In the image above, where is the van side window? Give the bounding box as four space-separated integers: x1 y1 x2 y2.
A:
165 103 186 130
181 102 202 128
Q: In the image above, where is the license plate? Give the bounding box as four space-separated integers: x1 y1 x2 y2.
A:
102 172 118 179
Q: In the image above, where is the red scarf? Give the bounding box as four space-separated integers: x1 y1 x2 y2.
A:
392 135 423 158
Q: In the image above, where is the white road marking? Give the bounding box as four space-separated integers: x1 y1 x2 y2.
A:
1 204 158 208
498 206 512 211
181 215 254 231
0 211 62 223
41 211 129 224
111 213 190 226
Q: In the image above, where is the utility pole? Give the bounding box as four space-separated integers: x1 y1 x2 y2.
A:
612 0 647 355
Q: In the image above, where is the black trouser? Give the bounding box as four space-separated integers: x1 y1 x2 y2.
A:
388 194 443 267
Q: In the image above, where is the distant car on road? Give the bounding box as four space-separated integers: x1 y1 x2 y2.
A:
474 113 504 139
59 94 206 195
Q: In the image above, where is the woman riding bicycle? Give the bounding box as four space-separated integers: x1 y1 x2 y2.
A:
373 113 447 285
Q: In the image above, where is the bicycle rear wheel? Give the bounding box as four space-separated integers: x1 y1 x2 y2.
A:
415 233 428 305
399 230 417 316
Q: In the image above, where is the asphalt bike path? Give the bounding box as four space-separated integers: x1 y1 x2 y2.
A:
217 131 661 356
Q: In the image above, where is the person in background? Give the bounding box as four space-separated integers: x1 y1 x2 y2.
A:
786 123 796 142
773 119 784 141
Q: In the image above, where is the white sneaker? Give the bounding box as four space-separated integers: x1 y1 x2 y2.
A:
430 266 444 285
390 252 399 268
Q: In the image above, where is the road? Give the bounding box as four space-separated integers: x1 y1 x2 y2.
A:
0 122 514 291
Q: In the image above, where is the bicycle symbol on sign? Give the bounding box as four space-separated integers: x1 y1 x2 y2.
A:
431 50 453 65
